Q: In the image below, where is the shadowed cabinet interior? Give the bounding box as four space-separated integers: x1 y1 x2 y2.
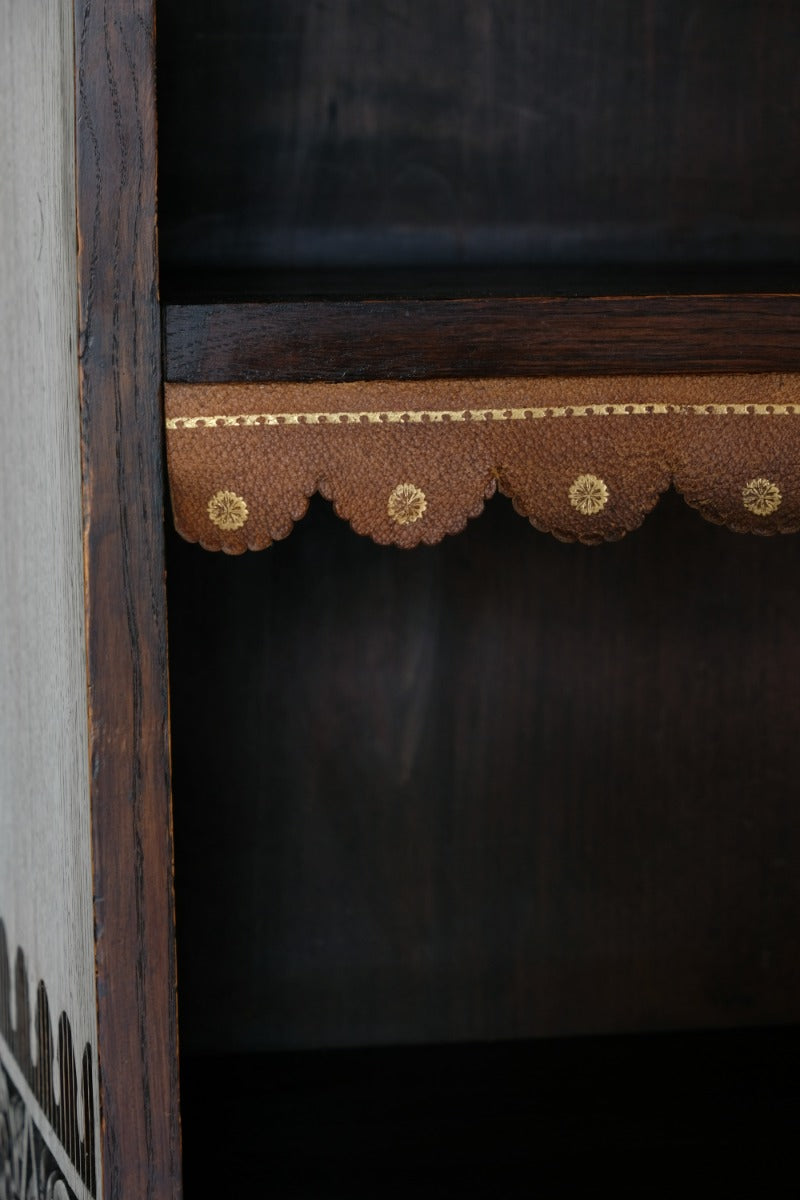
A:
156 2 800 1193
6 3 795 1198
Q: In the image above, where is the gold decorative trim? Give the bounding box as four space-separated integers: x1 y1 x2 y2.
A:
166 403 800 430
388 482 427 525
569 474 609 515
207 490 249 530
742 477 782 516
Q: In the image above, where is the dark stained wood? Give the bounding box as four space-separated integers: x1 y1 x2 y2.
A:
180 1030 800 1193
158 0 800 382
164 291 800 382
161 264 800 303
74 1 181 1196
157 0 800 273
168 493 800 1054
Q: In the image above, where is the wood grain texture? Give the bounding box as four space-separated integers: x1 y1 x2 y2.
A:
0 2 99 1193
164 292 800 382
74 2 181 1196
157 0 800 271
169 493 800 1052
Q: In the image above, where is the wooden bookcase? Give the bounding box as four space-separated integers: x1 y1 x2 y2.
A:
163 2 800 1191
2 2 800 1196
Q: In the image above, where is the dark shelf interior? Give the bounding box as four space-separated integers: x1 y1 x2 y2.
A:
161 2 800 1187
160 264 800 305
157 0 800 285
168 493 800 1058
181 1026 800 1195
156 2 800 376
168 491 800 1191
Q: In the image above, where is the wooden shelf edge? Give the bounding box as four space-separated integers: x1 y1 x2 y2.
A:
164 293 800 382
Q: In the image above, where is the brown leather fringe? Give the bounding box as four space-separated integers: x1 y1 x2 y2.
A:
165 375 800 551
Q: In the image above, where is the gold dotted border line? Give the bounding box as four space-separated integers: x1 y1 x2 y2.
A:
167 403 800 429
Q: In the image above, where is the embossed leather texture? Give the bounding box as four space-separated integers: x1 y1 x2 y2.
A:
165 375 800 551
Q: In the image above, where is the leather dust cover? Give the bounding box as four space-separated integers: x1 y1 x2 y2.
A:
165 374 800 552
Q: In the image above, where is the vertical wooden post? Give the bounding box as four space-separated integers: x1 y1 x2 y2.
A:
74 2 181 1196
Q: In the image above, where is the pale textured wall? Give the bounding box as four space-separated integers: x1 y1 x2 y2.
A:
0 0 99 1187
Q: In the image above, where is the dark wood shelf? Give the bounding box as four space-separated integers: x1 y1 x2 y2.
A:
180 1026 800 1196
163 266 800 383
160 265 800 303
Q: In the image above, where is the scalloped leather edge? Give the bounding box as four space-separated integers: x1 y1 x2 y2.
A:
166 375 800 551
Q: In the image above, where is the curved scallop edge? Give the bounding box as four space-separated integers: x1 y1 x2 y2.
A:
165 376 800 551
172 477 800 553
